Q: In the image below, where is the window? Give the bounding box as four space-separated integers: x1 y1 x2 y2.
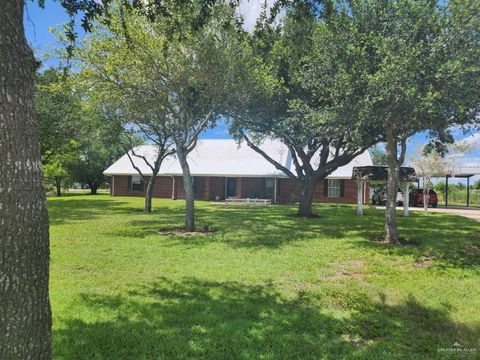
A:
264 178 275 198
327 179 341 197
226 178 236 197
131 175 144 192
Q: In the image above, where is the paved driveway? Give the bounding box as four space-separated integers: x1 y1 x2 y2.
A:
376 206 480 221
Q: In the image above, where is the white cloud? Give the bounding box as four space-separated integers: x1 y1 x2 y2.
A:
238 0 277 32
456 133 480 149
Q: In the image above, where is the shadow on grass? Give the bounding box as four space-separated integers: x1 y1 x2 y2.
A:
48 196 131 225
53 277 479 360
48 197 479 269
103 202 480 270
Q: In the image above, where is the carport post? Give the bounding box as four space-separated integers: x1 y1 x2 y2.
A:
402 181 410 217
356 180 364 216
445 176 449 207
467 176 470 207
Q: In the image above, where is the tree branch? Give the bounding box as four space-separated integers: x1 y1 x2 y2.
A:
240 131 301 184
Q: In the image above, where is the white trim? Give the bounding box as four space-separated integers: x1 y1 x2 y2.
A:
103 172 355 180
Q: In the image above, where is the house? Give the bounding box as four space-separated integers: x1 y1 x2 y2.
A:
103 139 372 204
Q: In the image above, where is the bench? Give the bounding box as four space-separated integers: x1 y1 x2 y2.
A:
225 198 272 205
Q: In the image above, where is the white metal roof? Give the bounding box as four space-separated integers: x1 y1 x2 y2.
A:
444 164 480 177
103 139 372 178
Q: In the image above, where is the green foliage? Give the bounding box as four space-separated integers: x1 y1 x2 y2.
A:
434 181 447 197
305 0 480 143
475 179 480 190
75 2 238 139
35 69 81 164
65 122 124 193
370 146 388 166
48 196 480 359
227 3 380 198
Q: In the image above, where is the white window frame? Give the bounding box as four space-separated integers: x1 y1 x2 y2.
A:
327 179 341 197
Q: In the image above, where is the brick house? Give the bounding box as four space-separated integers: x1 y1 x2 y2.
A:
104 139 372 204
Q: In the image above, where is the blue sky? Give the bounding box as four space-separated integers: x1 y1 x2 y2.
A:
24 0 479 173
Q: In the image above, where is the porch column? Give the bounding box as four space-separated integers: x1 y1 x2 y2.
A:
111 176 115 197
402 181 410 217
274 177 278 204
356 180 364 216
171 176 176 200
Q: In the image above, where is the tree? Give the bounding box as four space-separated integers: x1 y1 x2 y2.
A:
313 0 480 243
43 155 72 197
0 2 51 358
66 126 123 195
76 3 236 229
35 69 80 164
228 2 380 217
411 149 448 212
370 146 388 166
2 0 228 356
474 179 480 190
122 130 175 213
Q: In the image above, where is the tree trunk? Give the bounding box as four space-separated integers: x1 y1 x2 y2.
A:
384 124 400 244
55 176 62 197
177 147 195 231
297 181 315 217
0 1 52 358
424 186 429 213
144 175 157 213
89 183 98 195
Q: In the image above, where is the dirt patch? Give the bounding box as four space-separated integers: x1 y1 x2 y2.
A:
370 237 420 246
288 212 322 218
158 227 215 236
459 244 480 256
341 333 367 348
413 257 433 268
318 260 367 282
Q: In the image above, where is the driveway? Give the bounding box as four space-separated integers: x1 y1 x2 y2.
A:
375 205 480 222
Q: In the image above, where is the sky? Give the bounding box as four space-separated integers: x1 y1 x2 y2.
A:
24 0 480 181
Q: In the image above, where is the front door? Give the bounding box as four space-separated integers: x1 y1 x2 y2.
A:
226 178 237 197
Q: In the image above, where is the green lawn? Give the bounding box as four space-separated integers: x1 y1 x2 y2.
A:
48 195 480 359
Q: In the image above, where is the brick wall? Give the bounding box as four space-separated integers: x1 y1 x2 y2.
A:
111 175 368 205
112 175 173 198
277 178 366 204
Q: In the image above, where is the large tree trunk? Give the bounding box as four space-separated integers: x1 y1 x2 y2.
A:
384 124 400 244
89 182 98 195
297 181 315 217
177 147 195 231
0 1 52 358
144 174 157 213
55 176 62 197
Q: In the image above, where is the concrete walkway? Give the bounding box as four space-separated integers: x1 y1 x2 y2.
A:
375 206 480 221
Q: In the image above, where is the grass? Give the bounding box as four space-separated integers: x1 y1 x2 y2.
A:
48 194 480 359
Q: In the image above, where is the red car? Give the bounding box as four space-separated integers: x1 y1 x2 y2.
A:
410 189 438 208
